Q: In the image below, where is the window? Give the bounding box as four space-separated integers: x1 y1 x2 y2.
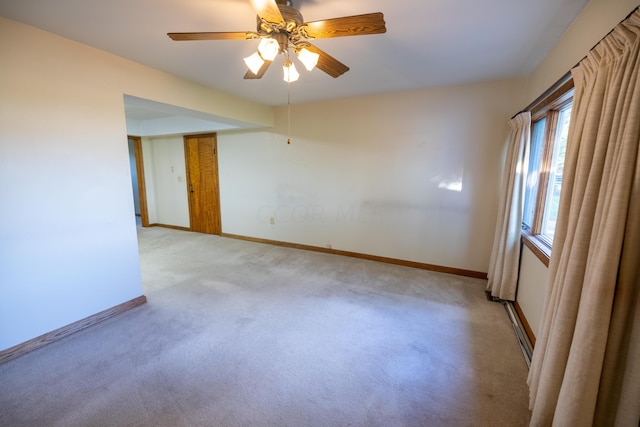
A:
522 83 574 257
523 117 546 227
540 104 571 242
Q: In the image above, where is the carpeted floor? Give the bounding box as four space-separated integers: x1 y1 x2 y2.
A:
0 226 531 426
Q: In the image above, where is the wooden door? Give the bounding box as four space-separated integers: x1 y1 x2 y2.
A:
184 134 221 234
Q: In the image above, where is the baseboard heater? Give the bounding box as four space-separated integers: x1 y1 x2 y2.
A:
485 290 533 367
504 302 533 367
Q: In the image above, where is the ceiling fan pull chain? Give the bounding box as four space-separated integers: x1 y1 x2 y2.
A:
285 49 291 144
287 64 292 144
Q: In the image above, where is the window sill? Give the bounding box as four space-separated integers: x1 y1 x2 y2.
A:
521 231 551 267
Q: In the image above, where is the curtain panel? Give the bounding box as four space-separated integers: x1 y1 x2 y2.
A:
486 112 531 301
528 9 640 426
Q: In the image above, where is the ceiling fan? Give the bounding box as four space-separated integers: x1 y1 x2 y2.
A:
168 0 386 82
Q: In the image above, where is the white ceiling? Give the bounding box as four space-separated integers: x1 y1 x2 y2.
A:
1 0 589 109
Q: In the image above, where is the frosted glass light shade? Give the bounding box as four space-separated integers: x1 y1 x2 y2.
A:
297 48 319 71
283 61 299 82
258 38 279 61
244 52 264 75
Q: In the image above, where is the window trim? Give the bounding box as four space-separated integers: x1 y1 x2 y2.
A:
530 79 574 120
522 231 551 267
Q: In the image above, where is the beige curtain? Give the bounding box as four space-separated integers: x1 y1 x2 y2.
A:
486 112 530 301
528 9 640 426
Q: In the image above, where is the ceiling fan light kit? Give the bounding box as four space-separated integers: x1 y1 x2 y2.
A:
257 37 280 61
243 52 265 75
296 47 319 71
282 59 300 83
168 0 386 82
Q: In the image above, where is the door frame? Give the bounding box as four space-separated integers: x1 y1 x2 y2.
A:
128 135 149 227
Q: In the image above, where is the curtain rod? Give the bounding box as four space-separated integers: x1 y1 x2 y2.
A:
511 4 640 120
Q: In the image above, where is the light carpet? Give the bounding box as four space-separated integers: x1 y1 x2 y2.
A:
0 226 531 426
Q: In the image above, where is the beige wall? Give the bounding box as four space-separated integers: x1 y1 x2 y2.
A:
0 16 272 350
219 79 525 273
517 248 550 336
147 136 191 228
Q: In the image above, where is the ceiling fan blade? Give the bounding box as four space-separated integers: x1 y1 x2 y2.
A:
248 0 284 24
244 60 273 79
168 32 258 41
301 13 386 39
303 44 349 78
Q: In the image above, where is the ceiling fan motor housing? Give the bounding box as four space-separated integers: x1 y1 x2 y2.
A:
257 1 303 32
256 0 304 53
